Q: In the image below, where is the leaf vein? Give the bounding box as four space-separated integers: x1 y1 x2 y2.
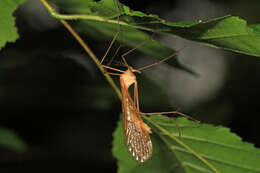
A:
180 135 259 154
171 146 260 172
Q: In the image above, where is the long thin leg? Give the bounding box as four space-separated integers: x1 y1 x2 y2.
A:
101 31 121 64
120 35 154 67
108 44 124 66
105 72 121 76
134 81 140 111
170 117 182 137
100 0 122 64
140 111 200 123
103 65 124 73
137 46 187 71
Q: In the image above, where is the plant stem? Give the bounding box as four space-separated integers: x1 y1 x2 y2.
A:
39 0 160 33
40 0 122 100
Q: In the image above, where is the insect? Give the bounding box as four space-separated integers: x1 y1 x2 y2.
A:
104 64 152 163
39 0 196 163
98 1 197 164
102 42 196 163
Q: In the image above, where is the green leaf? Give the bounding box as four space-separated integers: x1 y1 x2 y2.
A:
49 0 197 74
0 0 27 50
53 0 120 17
112 116 260 173
0 128 27 152
51 0 260 58
164 15 260 57
77 20 195 73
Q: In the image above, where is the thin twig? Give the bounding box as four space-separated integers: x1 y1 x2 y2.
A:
40 0 122 99
39 0 163 34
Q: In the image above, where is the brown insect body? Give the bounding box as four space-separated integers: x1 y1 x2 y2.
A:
101 25 192 163
120 67 153 163
41 0 197 164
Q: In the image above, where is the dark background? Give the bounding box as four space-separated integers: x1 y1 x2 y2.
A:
0 0 260 172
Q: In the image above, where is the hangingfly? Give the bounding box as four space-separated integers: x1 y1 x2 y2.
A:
103 48 188 163
39 0 198 165
120 67 153 163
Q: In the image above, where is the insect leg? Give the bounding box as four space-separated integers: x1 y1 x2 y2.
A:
140 111 199 123
120 36 154 67
137 46 187 71
134 81 140 111
101 0 122 64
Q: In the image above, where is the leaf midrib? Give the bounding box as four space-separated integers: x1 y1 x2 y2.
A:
170 145 259 172
155 122 257 153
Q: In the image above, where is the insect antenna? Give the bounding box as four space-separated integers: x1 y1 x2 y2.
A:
113 60 129 68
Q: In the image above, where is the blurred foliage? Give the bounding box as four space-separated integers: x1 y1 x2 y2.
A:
0 0 260 173
0 128 27 152
51 0 260 58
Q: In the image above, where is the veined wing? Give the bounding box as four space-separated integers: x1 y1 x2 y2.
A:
121 82 152 163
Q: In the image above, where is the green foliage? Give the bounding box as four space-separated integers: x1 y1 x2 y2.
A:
52 0 260 58
1 0 260 172
53 0 119 17
52 0 181 61
113 117 260 173
0 128 27 152
0 0 26 50
0 0 27 153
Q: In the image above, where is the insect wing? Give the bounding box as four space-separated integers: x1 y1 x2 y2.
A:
124 115 153 163
122 87 152 163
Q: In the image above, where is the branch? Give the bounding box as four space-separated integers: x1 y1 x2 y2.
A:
40 0 122 99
